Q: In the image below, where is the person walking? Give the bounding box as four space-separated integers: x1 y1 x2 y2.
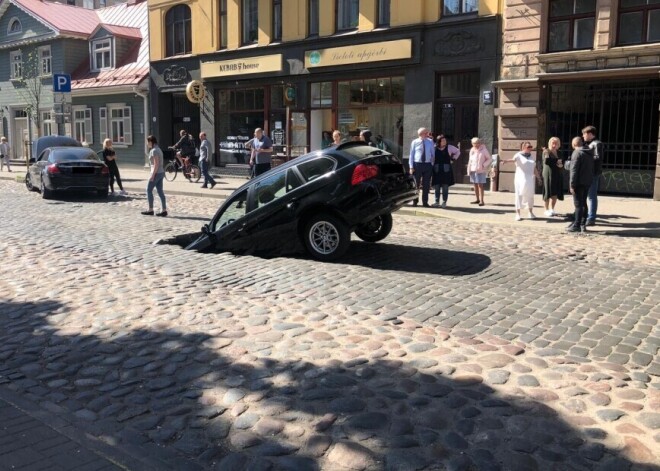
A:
582 125 603 226
467 137 491 206
542 137 564 216
198 132 216 189
0 137 11 172
408 127 434 207
432 135 460 208
142 135 167 217
503 141 540 221
249 128 273 177
102 139 127 196
567 136 594 233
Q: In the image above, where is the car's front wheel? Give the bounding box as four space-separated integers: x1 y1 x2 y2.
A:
354 213 393 243
303 213 350 261
40 178 53 200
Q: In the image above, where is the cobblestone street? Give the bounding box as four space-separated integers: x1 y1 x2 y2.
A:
0 180 658 471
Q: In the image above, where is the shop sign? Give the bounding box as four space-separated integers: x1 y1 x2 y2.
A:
305 39 412 69
201 54 283 79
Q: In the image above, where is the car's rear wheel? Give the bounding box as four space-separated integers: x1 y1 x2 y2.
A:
354 213 393 243
25 173 36 192
303 213 350 261
40 178 53 200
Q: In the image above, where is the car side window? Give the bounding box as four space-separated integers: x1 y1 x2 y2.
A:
286 168 303 192
213 189 248 231
38 150 49 162
255 171 286 208
296 157 336 182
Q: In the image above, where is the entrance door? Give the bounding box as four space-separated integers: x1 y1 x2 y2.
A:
170 94 200 160
13 114 29 160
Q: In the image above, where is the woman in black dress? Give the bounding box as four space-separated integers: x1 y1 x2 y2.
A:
432 135 460 208
542 136 564 216
102 138 126 196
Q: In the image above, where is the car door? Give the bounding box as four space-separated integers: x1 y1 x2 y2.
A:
208 188 257 252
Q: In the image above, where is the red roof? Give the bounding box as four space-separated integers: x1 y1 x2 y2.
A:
93 24 142 40
12 0 99 37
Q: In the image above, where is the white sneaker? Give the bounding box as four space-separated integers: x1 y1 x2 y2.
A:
119 190 128 196
544 210 553 217
109 190 115 196
550 209 556 216
529 213 537 220
515 215 522 221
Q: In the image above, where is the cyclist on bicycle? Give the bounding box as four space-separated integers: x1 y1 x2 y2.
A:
170 129 196 169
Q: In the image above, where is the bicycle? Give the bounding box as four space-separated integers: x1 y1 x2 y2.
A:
164 148 201 182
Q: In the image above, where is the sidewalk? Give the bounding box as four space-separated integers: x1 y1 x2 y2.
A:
2 166 658 237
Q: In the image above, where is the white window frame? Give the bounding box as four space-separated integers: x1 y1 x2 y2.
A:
83 0 94 8
101 104 132 146
38 46 52 76
72 106 93 144
7 17 22 35
41 110 56 136
10 50 22 79
91 38 114 71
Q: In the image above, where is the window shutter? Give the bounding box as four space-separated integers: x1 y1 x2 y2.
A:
99 107 107 142
122 106 132 145
84 108 93 144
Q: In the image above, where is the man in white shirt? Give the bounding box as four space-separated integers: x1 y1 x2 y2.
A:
408 127 434 207
0 137 11 172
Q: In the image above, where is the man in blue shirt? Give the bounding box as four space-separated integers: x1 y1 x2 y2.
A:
409 127 434 207
249 128 273 177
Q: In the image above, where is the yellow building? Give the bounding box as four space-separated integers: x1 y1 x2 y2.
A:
148 0 500 178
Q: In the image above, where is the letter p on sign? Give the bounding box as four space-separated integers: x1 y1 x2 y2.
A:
53 74 71 93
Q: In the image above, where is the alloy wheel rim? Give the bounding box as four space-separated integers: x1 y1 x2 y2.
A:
309 221 339 255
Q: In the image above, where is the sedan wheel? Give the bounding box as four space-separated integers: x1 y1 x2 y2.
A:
354 213 393 243
25 173 35 192
303 214 350 261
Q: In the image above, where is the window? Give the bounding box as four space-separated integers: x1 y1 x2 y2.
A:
255 171 286 208
336 0 359 31
443 0 478 16
618 0 660 45
309 0 319 36
273 0 282 41
83 0 94 8
297 157 337 182
10 50 22 79
548 0 596 52
378 0 391 26
166 5 192 56
8 18 21 35
92 38 113 70
99 0 107 6
213 189 248 231
101 105 132 145
73 107 93 144
242 0 258 44
219 0 228 49
311 82 333 108
39 46 51 76
41 111 55 136
66 0 75 4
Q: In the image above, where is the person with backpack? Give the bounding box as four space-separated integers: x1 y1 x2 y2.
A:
582 125 604 226
173 129 197 165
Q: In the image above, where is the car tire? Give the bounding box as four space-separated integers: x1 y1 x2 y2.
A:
25 173 36 192
97 188 108 198
303 213 350 261
40 179 53 200
354 213 393 243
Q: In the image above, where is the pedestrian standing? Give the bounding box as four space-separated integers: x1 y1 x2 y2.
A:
198 132 216 189
467 137 491 206
0 137 11 172
567 136 594 233
542 137 564 216
142 135 167 217
582 125 603 226
502 141 541 221
432 135 459 208
408 127 434 207
102 138 127 196
249 128 273 177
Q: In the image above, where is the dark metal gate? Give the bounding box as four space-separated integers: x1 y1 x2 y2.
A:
546 79 659 196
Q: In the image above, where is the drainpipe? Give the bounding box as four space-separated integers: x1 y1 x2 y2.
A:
133 86 150 167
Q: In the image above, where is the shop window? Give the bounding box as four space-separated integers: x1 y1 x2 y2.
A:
618 0 660 45
547 0 595 52
311 82 332 107
443 0 478 16
336 0 359 32
242 0 259 45
166 5 192 56
378 0 391 26
273 0 282 41
391 76 404 103
309 0 319 36
219 0 228 49
438 72 480 98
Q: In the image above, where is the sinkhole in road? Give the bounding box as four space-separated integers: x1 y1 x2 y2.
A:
154 231 202 249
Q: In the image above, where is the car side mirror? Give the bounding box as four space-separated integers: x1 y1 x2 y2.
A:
28 158 35 164
201 224 210 235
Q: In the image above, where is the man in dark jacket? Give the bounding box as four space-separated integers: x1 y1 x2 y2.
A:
567 136 594 233
582 125 603 226
173 129 197 164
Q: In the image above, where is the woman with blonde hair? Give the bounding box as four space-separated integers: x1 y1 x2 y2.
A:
542 136 564 216
102 138 126 196
467 137 491 206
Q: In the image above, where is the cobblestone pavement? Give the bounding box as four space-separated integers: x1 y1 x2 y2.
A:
0 180 658 471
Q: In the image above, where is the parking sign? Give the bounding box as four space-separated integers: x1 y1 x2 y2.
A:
53 74 71 93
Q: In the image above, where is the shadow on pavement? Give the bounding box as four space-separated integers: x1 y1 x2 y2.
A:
0 299 650 471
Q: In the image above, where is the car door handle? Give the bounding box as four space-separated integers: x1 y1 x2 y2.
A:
286 198 298 210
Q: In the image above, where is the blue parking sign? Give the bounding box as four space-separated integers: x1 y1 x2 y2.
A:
53 74 71 93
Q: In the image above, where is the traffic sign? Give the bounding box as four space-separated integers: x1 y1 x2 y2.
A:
53 74 71 93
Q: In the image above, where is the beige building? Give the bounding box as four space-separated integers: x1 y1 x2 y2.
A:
495 0 660 200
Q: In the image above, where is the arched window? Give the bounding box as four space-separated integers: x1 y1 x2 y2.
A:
165 5 192 57
8 18 22 35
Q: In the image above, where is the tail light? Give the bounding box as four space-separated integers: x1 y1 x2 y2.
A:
46 164 60 174
351 163 379 186
101 166 109 175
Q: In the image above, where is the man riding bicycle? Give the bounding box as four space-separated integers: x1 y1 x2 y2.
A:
170 129 197 170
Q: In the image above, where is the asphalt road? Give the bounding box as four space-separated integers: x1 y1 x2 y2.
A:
0 180 658 470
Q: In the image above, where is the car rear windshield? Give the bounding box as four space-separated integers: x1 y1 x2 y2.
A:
52 149 100 162
340 146 394 161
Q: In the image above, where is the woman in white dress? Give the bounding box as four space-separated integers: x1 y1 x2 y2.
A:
503 141 541 221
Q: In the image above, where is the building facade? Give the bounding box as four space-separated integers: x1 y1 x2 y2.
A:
496 0 660 200
149 0 500 181
0 0 149 166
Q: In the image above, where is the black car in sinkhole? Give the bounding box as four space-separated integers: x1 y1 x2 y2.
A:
165 142 417 261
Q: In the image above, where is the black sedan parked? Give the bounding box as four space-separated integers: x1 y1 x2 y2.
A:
179 142 416 261
25 140 109 199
